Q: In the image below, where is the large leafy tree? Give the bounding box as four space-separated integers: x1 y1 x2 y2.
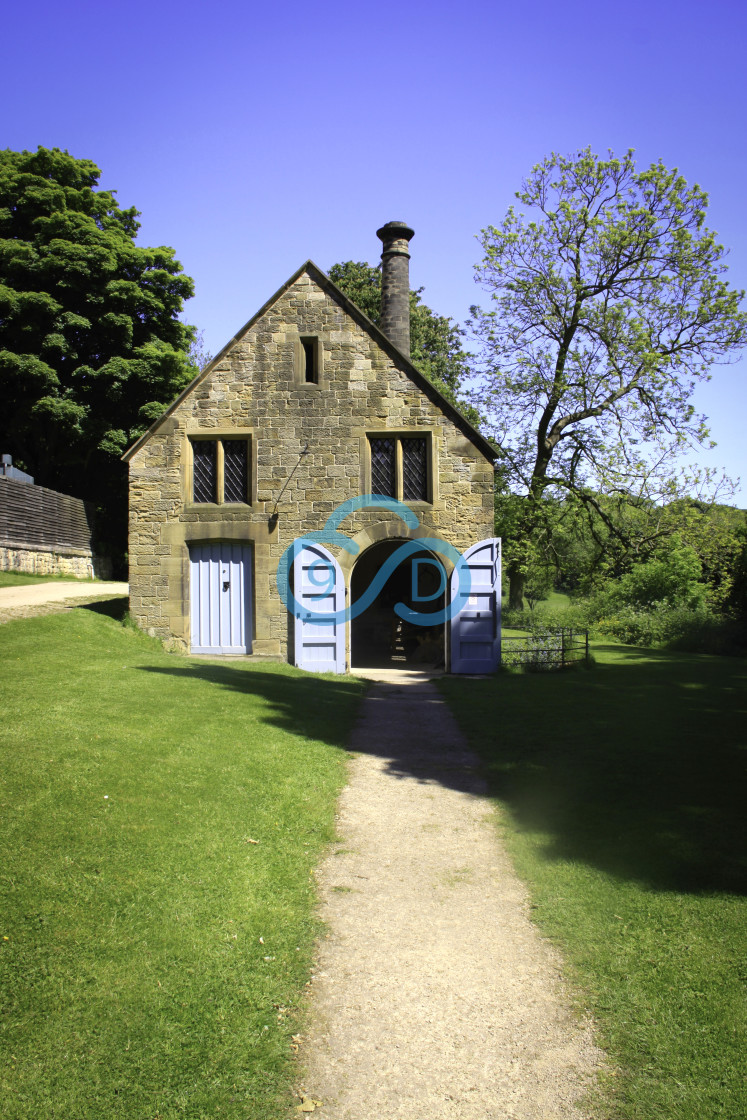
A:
328 260 480 424
471 150 747 608
0 146 196 562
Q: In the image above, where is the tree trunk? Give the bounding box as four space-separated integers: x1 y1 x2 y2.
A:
507 562 525 611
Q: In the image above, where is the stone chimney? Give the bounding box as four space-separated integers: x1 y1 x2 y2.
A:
376 221 415 356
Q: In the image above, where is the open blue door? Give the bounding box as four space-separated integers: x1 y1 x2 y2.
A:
190 543 252 654
293 542 346 674
450 538 501 673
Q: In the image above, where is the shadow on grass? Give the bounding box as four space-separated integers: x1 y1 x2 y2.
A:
137 661 485 799
80 597 130 621
138 643 747 897
136 661 368 757
439 648 747 896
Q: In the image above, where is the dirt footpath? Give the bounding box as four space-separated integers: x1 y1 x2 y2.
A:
0 581 128 623
297 671 605 1119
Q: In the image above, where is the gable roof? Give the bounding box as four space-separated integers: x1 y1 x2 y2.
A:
122 260 497 463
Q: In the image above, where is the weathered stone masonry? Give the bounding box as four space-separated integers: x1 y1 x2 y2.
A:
125 262 495 660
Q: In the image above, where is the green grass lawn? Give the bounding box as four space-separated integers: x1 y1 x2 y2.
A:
502 589 573 612
0 571 98 587
439 646 747 1120
0 602 365 1120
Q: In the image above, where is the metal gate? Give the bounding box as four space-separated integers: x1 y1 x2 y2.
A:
293 542 346 674
449 538 501 673
189 543 252 654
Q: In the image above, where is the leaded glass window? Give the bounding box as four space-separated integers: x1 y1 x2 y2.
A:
223 440 248 503
370 437 396 497
191 438 250 504
368 434 430 503
402 437 428 501
193 440 217 503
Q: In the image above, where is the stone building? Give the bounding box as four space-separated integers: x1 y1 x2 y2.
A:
123 223 499 673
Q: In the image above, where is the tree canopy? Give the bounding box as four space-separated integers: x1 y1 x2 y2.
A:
470 149 747 606
0 146 196 560
328 260 479 424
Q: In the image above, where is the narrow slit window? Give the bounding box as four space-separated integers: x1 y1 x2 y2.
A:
193 440 217 503
301 338 317 383
223 439 248 503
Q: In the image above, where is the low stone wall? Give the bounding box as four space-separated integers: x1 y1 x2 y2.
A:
0 544 112 580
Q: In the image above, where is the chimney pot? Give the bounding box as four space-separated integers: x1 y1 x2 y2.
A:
376 221 415 356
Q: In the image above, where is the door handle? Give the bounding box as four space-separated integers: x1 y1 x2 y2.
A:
222 580 230 592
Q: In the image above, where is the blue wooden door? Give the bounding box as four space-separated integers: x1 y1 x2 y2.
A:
293 543 346 674
190 543 252 654
450 538 501 673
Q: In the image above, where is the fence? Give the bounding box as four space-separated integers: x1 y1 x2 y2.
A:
501 628 589 671
0 476 111 578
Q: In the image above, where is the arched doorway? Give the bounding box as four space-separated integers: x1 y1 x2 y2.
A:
350 539 447 670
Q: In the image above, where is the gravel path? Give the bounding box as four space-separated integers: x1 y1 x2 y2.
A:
0 581 128 623
297 671 605 1119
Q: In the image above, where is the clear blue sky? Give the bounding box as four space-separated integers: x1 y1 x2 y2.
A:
5 0 746 502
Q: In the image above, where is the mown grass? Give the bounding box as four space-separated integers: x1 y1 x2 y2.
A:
0 601 365 1120
439 646 747 1119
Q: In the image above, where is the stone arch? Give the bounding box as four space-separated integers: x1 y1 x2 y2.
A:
349 537 448 671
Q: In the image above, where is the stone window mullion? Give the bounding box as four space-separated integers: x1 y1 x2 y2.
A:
395 439 404 502
216 439 225 505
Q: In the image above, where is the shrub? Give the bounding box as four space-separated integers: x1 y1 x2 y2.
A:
666 610 747 656
502 600 588 634
527 601 589 633
590 603 678 646
587 602 747 654
581 541 722 648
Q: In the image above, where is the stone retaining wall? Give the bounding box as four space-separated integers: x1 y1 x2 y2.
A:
0 545 112 580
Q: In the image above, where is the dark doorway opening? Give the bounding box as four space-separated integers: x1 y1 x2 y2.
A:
350 540 446 669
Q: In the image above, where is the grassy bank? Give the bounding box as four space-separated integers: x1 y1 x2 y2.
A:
439 646 747 1120
0 602 365 1119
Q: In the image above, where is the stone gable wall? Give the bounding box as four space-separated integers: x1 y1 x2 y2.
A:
128 271 494 658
